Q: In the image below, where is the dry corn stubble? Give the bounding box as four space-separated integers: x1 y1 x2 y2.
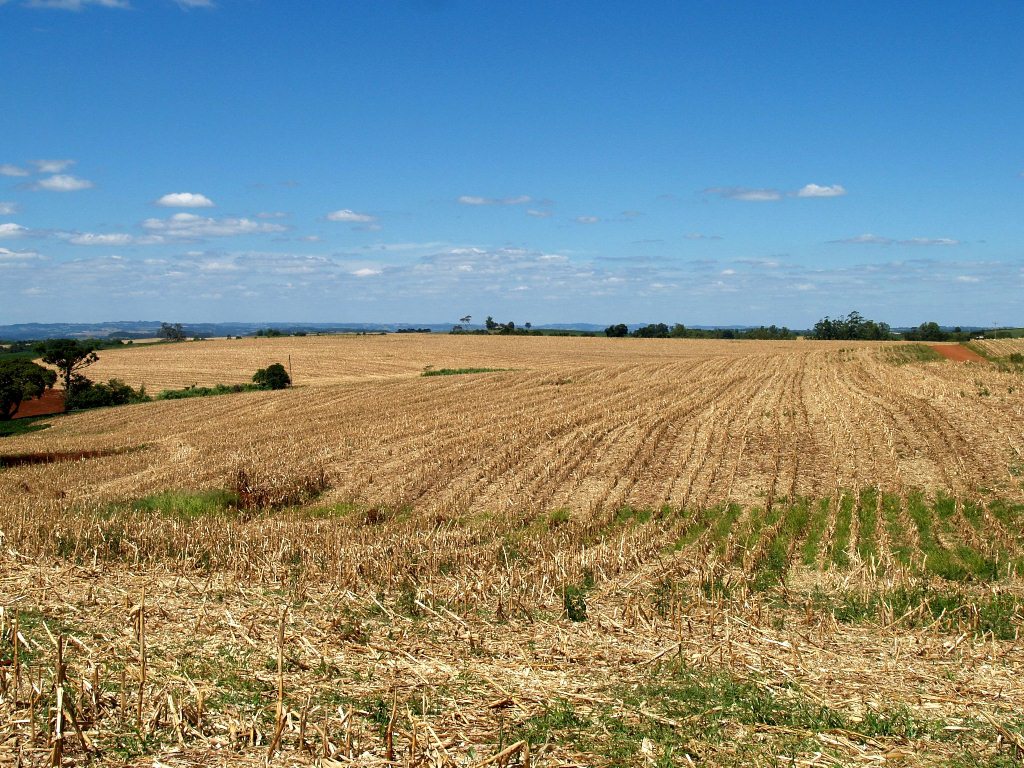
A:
2 335 1024 766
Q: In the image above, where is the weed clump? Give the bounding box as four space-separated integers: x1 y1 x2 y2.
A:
229 452 331 511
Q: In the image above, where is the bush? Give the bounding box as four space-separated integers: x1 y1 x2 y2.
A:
155 383 260 400
253 362 291 389
66 378 148 410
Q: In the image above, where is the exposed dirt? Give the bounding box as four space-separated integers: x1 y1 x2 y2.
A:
929 343 987 363
0 446 139 468
13 388 65 419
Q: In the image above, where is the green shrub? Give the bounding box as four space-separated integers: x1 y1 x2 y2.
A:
252 362 291 389
563 584 588 622
67 378 149 410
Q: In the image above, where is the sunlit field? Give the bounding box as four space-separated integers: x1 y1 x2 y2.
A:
2 335 1023 766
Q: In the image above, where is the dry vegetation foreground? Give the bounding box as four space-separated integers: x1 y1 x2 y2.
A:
2 335 1024 767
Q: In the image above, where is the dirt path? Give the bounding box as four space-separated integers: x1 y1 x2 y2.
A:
930 343 987 363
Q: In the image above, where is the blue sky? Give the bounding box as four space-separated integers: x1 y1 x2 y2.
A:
1 0 1022 327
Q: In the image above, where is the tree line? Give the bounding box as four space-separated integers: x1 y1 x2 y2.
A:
604 322 796 340
0 339 293 421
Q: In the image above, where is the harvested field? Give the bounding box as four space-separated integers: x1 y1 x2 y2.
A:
2 336 1024 767
973 337 1024 359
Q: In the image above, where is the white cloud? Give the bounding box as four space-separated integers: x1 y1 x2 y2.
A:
257 211 288 219
156 192 215 208
457 194 531 206
796 183 847 198
704 187 783 202
0 223 29 238
575 216 600 224
142 213 286 239
33 174 93 191
32 159 75 173
830 233 893 245
0 202 18 215
326 209 377 223
956 275 980 283
830 234 960 246
24 0 130 8
352 267 381 277
706 184 847 201
0 247 44 264
902 237 959 247
176 0 213 7
0 164 30 177
684 232 723 241
526 209 553 218
63 232 165 246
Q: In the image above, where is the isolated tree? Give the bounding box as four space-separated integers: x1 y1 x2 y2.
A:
460 315 472 325
604 323 629 337
253 362 291 390
485 316 498 331
158 322 186 341
524 322 532 330
34 339 99 393
0 359 57 420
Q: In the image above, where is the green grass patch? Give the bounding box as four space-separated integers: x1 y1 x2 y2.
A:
708 503 743 557
829 493 855 568
128 489 239 520
808 584 1023 640
0 416 53 438
881 492 913 565
421 367 508 377
856 487 880 566
800 498 830 567
753 499 811 590
883 344 944 365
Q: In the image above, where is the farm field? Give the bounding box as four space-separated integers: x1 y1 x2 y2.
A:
2 335 1024 767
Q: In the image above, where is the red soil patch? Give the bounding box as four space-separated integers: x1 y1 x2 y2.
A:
13 389 65 419
929 344 987 363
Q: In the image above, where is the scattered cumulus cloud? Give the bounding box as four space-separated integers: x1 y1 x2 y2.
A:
23 0 130 9
0 202 18 215
457 194 531 206
829 234 960 247
704 187 783 202
156 192 215 208
62 232 165 246
0 223 29 238
575 216 600 224
0 247 44 264
33 174 93 192
352 267 381 277
326 209 377 223
141 212 286 239
796 183 847 198
705 183 847 201
0 164 30 177
32 159 75 173
526 209 553 218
